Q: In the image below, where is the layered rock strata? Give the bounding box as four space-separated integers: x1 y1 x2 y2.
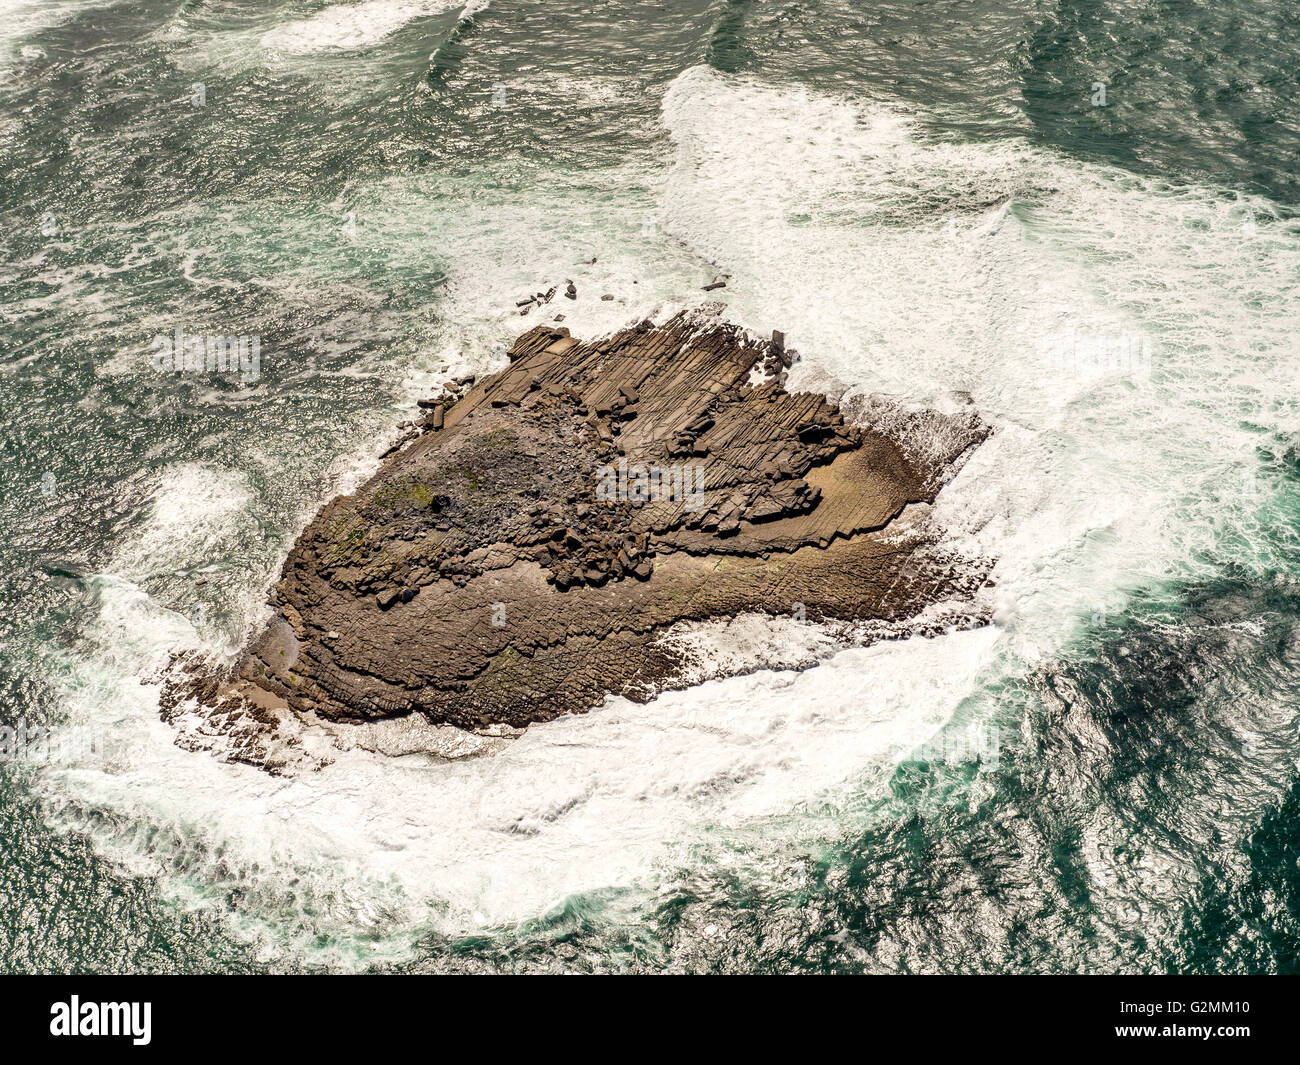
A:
161 312 992 770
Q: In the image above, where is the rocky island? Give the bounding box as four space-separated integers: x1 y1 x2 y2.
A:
161 311 993 771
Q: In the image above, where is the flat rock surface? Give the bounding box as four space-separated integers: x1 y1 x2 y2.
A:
161 312 994 770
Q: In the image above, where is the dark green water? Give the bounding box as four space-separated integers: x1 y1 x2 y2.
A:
2 0 1299 973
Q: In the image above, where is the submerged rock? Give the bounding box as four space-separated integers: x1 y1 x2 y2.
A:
161 312 994 770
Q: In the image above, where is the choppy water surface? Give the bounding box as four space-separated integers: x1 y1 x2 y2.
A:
2 0 1299 973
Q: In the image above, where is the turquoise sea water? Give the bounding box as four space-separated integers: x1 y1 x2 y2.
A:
2 0 1299 972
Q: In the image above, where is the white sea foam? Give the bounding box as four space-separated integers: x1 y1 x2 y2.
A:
37 66 1300 963
661 66 1300 660
44 570 997 963
0 0 105 63
323 166 718 409
110 463 256 584
260 0 472 55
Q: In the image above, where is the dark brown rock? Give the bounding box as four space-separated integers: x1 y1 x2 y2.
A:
162 312 993 752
